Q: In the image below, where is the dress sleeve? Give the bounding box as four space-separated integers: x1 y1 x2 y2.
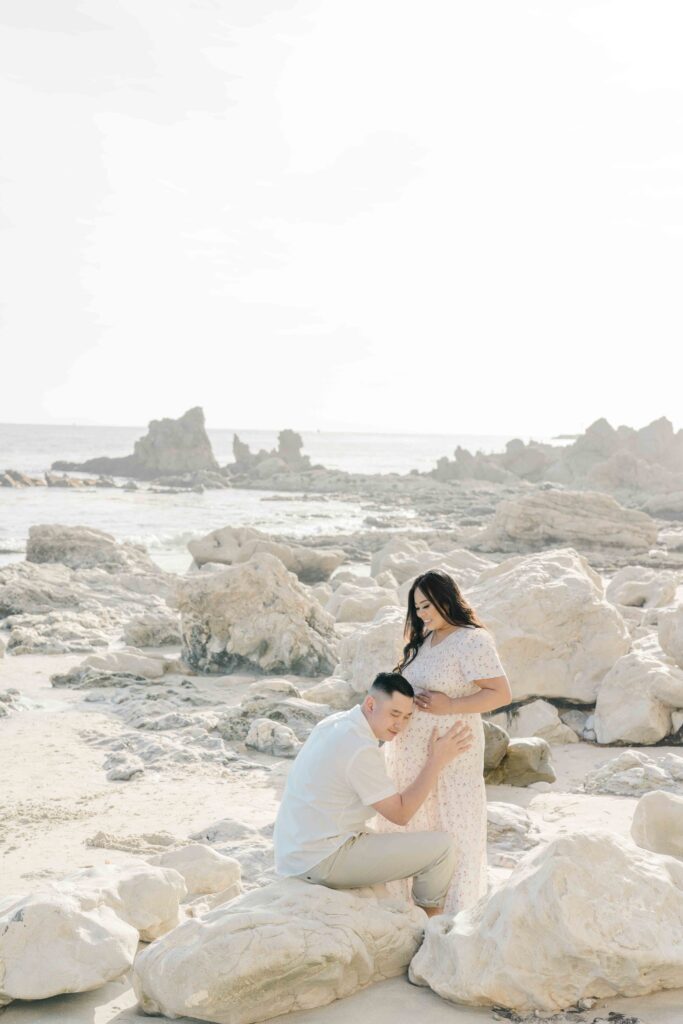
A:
463 629 506 683
346 746 398 806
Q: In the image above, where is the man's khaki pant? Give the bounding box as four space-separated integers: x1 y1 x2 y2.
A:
297 830 455 909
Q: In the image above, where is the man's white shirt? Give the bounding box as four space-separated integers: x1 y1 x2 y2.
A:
273 703 398 876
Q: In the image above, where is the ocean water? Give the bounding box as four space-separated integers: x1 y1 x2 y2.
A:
0 423 567 571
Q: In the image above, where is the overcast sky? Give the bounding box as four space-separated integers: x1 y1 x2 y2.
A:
1 1 681 436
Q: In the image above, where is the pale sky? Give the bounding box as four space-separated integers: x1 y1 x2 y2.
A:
1 1 682 436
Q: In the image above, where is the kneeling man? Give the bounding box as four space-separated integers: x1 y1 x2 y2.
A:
273 672 472 917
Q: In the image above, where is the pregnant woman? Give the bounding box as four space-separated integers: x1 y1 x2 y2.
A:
378 569 511 914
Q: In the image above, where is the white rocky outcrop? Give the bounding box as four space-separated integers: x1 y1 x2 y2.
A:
606 566 678 609
409 831 683 1012
244 718 302 757
173 553 338 675
486 802 539 851
468 548 630 701
631 790 683 859
584 750 683 796
0 892 138 1007
659 606 683 669
149 845 242 898
188 525 344 583
56 861 187 941
26 523 158 573
123 608 181 647
501 699 579 744
334 606 405 694
304 676 358 710
371 538 493 587
325 582 399 622
476 489 658 552
594 650 683 744
133 878 425 1024
0 560 173 654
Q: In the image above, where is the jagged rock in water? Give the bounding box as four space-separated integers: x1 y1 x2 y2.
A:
51 406 218 480
173 552 338 676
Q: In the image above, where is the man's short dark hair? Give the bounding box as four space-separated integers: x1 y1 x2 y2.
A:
370 672 414 700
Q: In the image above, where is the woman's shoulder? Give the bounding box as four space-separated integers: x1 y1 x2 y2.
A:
458 625 495 648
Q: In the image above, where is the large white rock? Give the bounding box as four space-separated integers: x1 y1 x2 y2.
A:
304 676 358 710
188 525 344 582
468 548 630 701
57 861 187 941
409 831 683 1012
660 606 683 669
632 790 683 859
326 582 399 622
594 650 683 744
244 717 302 757
133 878 426 1024
0 892 138 1007
584 750 683 796
173 553 338 675
0 560 173 654
484 737 556 786
486 802 539 850
371 538 493 587
475 489 658 552
505 699 578 744
606 566 678 609
149 844 242 898
26 523 157 573
334 606 405 694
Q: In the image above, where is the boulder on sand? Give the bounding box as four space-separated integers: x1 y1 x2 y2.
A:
409 831 683 1012
0 892 137 1007
173 553 338 676
631 790 683 860
468 548 630 702
133 878 425 1024
594 650 683 745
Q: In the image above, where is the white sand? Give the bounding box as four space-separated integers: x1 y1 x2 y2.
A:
2 653 683 1024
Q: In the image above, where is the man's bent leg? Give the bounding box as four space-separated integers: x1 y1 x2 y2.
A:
299 831 455 910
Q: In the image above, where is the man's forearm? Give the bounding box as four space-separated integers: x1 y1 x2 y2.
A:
395 757 441 825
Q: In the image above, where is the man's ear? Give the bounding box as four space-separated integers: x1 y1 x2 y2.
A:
364 694 374 713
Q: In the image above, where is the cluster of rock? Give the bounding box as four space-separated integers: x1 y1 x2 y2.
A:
0 525 179 654
0 847 241 1009
431 415 683 504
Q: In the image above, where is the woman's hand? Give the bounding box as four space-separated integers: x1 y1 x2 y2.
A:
414 689 455 715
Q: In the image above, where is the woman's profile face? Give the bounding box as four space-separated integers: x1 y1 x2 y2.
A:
413 586 449 632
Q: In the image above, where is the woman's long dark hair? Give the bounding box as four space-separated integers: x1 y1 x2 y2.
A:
397 569 485 671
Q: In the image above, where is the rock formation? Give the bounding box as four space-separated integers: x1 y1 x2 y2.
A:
133 878 425 1024
52 407 218 480
188 525 344 583
409 831 683 1012
173 552 338 675
469 548 630 701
